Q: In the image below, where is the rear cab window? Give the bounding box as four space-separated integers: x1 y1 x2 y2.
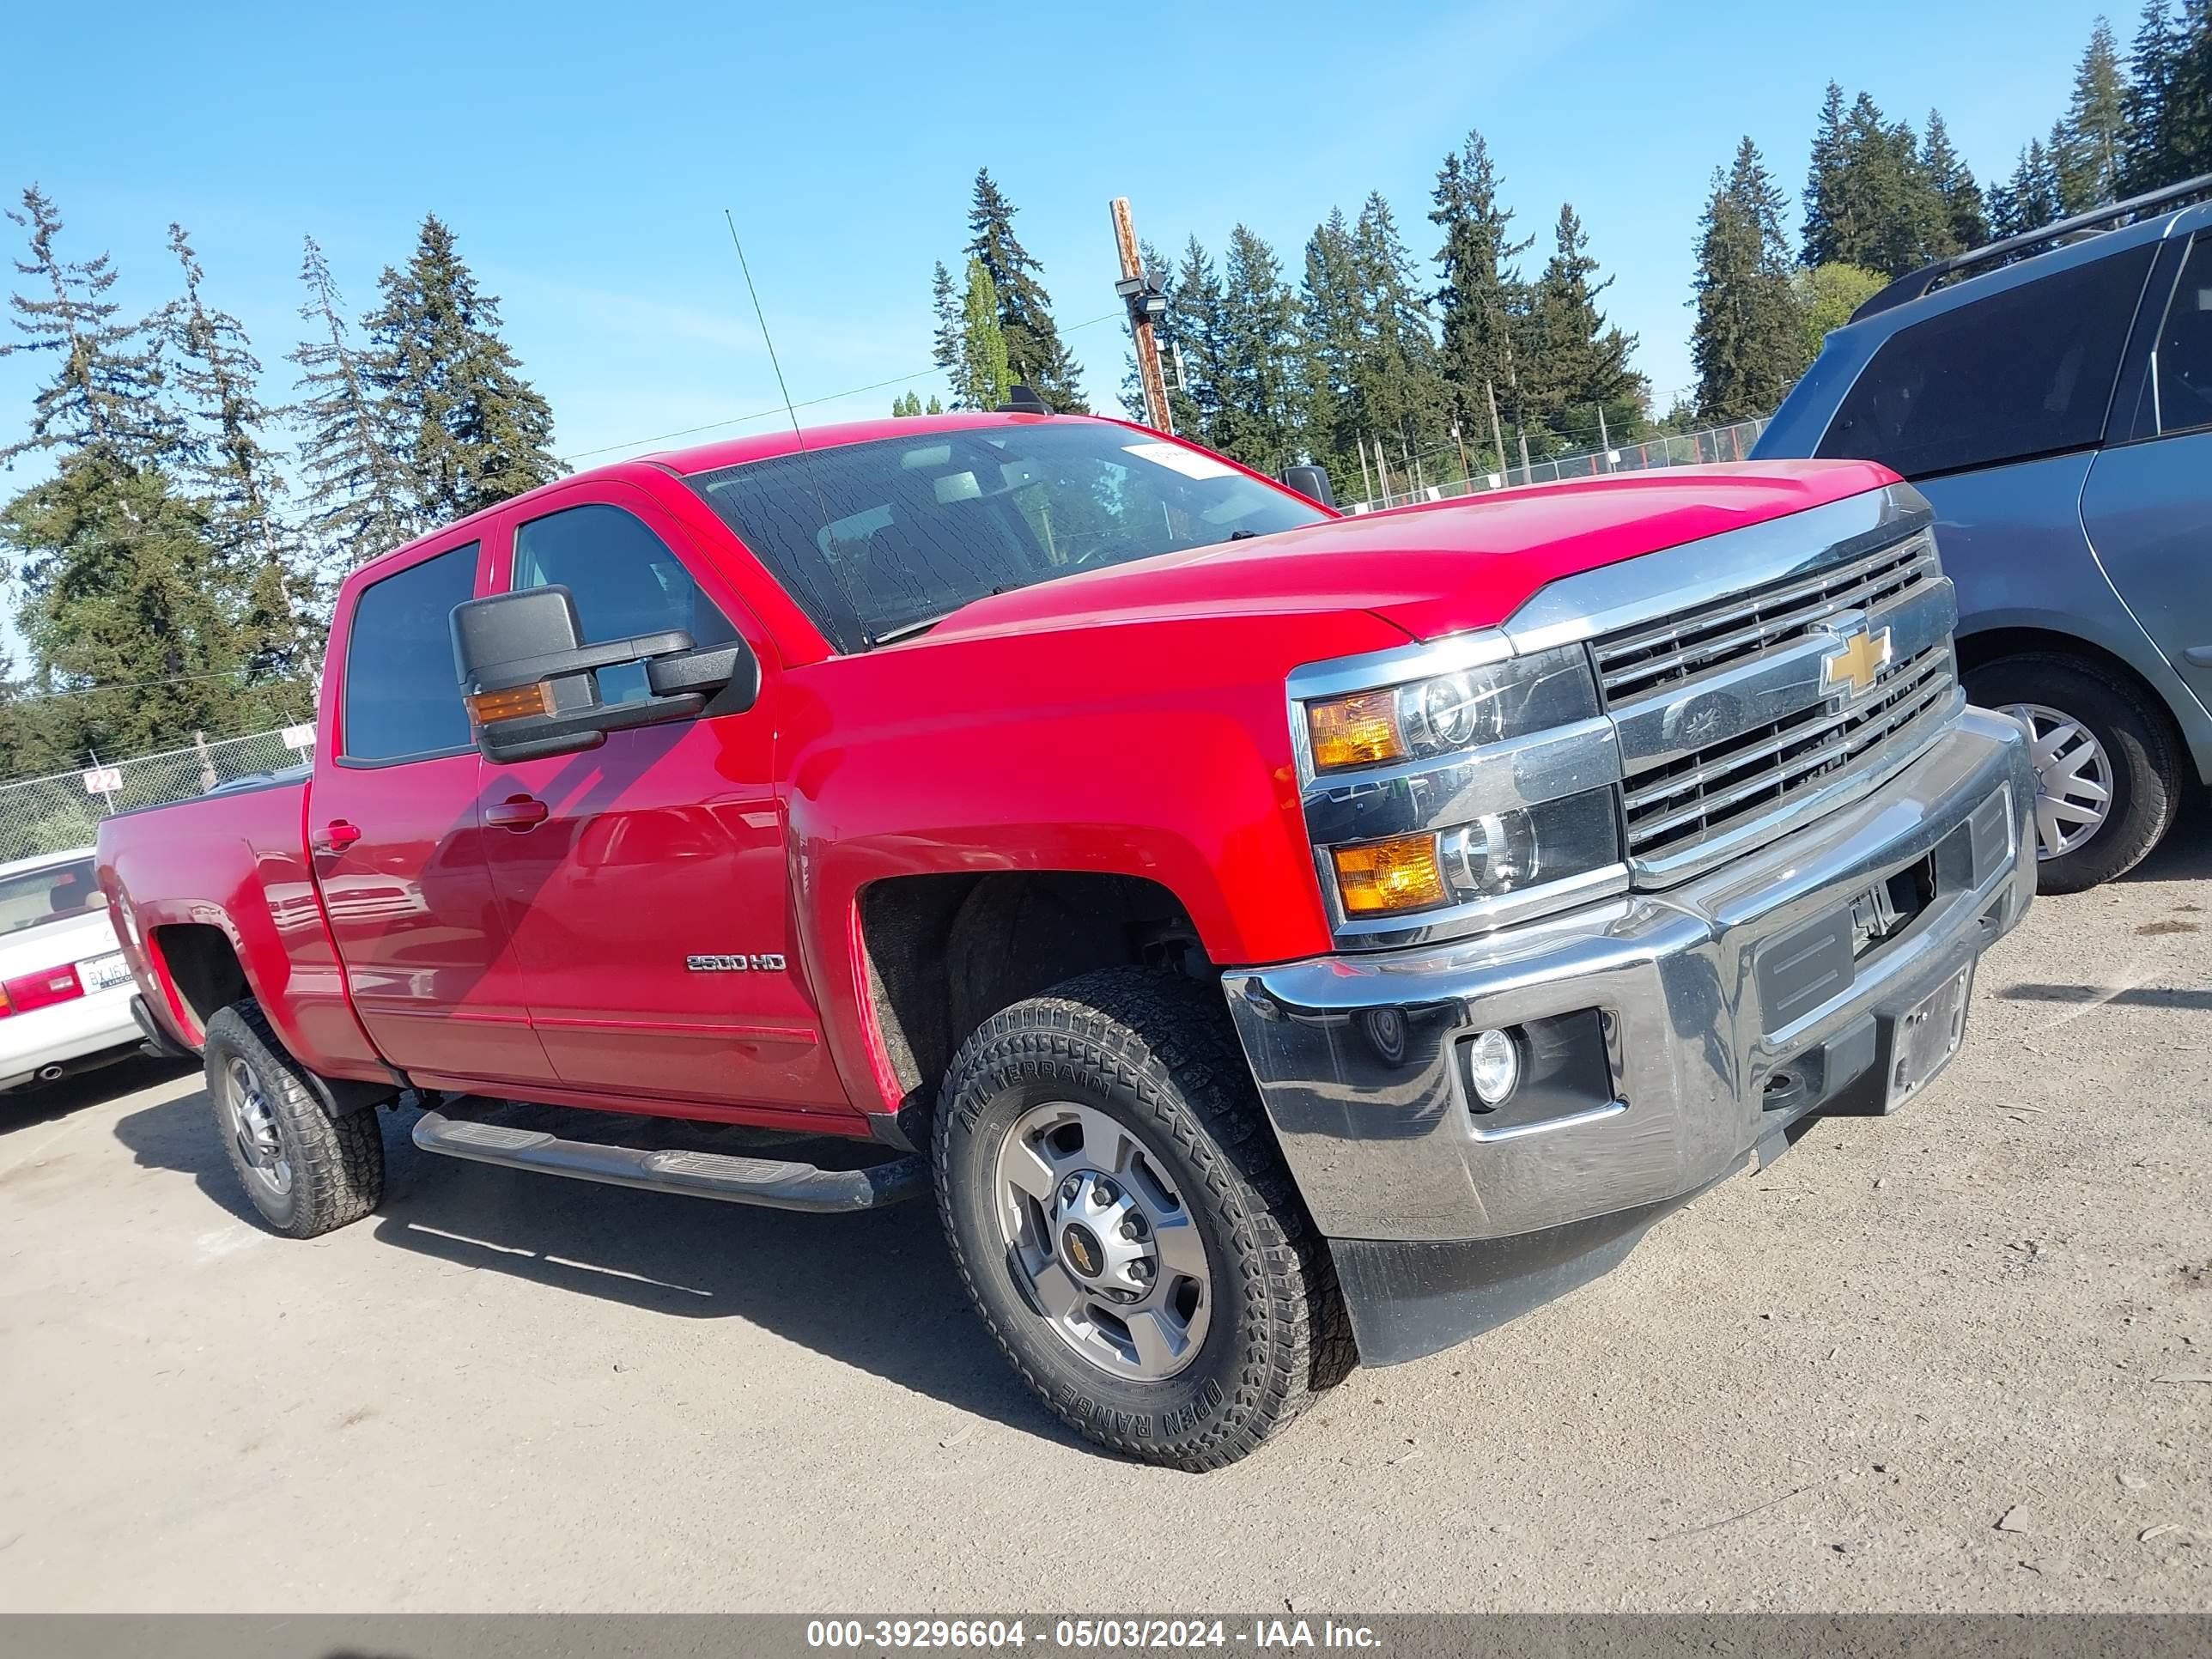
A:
1816 242 2159 478
340 543 483 763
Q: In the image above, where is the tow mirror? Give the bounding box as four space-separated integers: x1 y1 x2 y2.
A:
1280 464 1335 509
449 586 760 765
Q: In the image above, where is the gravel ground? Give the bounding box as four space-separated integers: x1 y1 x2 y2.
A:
0 828 2206 1614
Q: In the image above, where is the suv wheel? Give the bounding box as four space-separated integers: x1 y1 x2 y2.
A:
1965 654 2181 893
933 967 1353 1470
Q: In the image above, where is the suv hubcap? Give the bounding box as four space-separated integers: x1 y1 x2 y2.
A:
994 1102 1211 1381
224 1055 292 1195
2002 702 2113 860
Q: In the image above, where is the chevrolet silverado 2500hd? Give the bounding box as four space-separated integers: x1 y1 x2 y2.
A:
99 412 2034 1469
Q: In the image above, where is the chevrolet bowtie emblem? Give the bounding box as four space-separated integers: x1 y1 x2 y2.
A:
1820 617 1893 698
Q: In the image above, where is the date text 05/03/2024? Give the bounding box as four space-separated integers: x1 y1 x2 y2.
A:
805 1621 1381 1650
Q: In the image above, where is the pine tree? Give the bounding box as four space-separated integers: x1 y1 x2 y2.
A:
1348 193 1449 466
954 258 1011 413
289 236 415 568
1921 111 1990 252
2123 0 2189 191
1431 131 1532 451
363 214 562 524
0 186 174 467
2059 17 2130 210
1692 138 1809 422
2174 0 2212 175
963 171 1086 413
1299 213 1365 484
158 224 315 678
1168 237 1226 444
1989 140 2064 238
1802 83 1850 266
927 260 963 389
1 450 289 756
1210 226 1301 477
890 392 924 416
1522 204 1645 452
925 394 944 415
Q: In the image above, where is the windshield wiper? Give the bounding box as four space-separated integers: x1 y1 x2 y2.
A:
869 615 949 646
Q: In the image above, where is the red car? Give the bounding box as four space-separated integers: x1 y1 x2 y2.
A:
100 411 2034 1468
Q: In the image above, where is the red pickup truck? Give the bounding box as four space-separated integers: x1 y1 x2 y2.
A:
100 411 2035 1469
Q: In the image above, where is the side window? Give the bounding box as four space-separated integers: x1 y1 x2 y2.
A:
342 543 480 763
1817 242 2158 478
2154 234 2212 437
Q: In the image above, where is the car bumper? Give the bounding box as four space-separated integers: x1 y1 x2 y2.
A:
1222 707 2035 1364
0 982 142 1091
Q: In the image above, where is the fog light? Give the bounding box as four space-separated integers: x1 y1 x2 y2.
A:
1467 1027 1520 1109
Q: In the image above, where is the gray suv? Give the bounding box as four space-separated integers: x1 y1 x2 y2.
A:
1757 173 2212 891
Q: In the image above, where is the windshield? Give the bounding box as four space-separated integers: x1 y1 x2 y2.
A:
686 422 1329 651
0 856 104 939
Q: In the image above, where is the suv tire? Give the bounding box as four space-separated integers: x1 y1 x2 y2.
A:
204 1001 386 1237
1966 653 2181 893
933 967 1354 1470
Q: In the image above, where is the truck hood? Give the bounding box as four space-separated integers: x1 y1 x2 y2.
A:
929 460 1898 646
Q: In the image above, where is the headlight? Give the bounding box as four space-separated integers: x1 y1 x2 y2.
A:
1328 790 1621 916
1304 644 1599 772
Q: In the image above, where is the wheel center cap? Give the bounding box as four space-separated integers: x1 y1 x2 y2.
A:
1060 1221 1105 1279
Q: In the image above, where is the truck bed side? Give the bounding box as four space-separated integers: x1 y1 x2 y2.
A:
97 779 395 1086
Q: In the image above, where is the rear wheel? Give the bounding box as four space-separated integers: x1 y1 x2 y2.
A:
1965 654 2182 893
933 967 1353 1471
204 1001 384 1237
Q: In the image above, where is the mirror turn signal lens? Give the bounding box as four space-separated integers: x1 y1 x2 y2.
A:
466 682 555 725
1307 690 1405 770
1332 833 1448 915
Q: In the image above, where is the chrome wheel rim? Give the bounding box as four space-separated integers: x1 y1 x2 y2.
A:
2003 702 2113 860
224 1055 291 1195
994 1102 1211 1382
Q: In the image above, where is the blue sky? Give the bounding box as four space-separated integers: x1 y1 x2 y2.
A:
1 0 2106 483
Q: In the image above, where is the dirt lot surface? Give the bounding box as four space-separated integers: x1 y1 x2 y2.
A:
1 831 2206 1614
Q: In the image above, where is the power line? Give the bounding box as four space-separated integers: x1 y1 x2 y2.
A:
557 310 1124 465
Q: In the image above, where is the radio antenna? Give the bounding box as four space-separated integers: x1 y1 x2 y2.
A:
725 208 805 448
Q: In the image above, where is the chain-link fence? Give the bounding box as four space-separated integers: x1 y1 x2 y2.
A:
1345 415 1773 513
0 726 315 866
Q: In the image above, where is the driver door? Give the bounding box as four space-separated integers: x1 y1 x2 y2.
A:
475 480 843 1115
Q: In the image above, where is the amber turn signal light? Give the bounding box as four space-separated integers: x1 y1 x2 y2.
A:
466 682 555 725
1306 689 1406 769
1332 833 1448 915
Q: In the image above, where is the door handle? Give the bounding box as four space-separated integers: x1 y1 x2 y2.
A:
2185 645 2212 667
313 819 362 851
485 794 549 830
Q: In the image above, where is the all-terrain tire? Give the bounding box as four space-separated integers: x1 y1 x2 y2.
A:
1966 653 2183 893
204 1000 384 1237
933 967 1355 1471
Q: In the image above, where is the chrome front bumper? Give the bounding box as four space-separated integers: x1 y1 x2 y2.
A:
1223 708 2035 1358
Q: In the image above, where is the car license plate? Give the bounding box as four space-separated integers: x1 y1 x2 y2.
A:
1887 965 1972 1109
78 951 133 993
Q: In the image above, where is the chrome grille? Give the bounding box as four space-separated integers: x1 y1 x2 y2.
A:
1594 532 1940 704
1620 643 1957 860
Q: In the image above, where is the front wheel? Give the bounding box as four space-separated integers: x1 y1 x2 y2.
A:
933 968 1352 1470
1965 654 2182 893
204 1001 385 1237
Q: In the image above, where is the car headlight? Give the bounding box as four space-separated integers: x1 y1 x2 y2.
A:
1328 791 1621 916
1304 644 1599 771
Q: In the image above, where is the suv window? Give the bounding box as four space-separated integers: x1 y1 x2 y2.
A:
512 505 738 712
2154 234 2212 436
342 543 480 763
688 422 1328 653
1817 242 2158 478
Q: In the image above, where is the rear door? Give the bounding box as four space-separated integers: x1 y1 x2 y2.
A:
475 480 841 1114
311 533 558 1087
2082 222 2212 714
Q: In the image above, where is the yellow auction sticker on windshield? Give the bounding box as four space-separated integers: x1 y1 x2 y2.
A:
1122 441 1237 480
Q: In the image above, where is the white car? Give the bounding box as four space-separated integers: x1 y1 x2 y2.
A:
0 848 143 1094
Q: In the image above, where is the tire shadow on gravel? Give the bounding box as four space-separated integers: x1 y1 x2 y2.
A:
112 1090 1071 1443
2121 805 2212 884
